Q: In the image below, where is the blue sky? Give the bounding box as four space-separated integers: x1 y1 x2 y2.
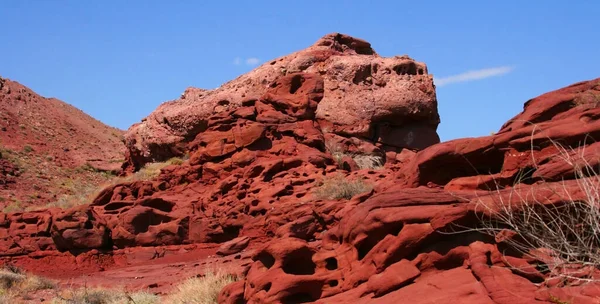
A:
1 1 598 141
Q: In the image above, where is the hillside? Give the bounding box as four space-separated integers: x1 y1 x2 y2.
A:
0 77 125 211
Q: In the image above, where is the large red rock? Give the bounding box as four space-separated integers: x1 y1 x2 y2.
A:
123 33 439 171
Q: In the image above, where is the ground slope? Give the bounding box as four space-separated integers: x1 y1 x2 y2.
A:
0 77 125 211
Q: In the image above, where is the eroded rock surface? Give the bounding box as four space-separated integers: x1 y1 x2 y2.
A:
219 77 600 304
123 33 439 171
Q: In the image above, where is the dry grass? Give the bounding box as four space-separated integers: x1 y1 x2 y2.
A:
23 157 185 212
574 90 600 108
51 287 160 304
325 140 383 170
2 200 23 213
166 270 239 304
118 157 183 182
0 266 160 304
313 174 373 200
0 266 56 301
468 138 600 284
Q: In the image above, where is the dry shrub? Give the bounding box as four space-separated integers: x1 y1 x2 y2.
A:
470 138 600 284
166 270 239 304
574 90 600 108
0 267 55 300
41 182 106 210
352 154 384 170
313 174 373 200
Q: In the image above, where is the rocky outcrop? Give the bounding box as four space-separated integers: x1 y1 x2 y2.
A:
219 77 600 304
123 33 439 171
0 71 396 259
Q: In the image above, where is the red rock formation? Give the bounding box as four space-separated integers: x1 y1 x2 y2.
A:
218 77 600 304
1 33 600 304
123 33 439 171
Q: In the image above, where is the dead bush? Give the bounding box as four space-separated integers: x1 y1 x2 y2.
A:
313 174 372 200
166 270 239 304
469 138 600 284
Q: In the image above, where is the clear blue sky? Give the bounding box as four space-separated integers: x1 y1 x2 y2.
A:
1 1 598 141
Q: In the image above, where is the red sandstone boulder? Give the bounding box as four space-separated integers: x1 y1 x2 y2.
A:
51 206 110 251
217 236 250 256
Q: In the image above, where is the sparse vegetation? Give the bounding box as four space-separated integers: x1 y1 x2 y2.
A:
51 287 159 304
549 295 571 304
166 270 239 304
470 139 600 284
0 266 160 304
22 145 33 153
3 200 22 213
0 266 235 303
313 174 373 200
11 157 186 212
0 266 55 301
75 162 101 174
119 157 184 182
574 89 600 108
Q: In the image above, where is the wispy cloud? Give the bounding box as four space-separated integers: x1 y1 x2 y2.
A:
435 66 515 87
233 57 260 66
246 57 260 66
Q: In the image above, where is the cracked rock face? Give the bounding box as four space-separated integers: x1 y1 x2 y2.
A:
123 33 439 171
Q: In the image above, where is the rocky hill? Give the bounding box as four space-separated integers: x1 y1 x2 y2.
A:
0 77 125 211
0 34 599 304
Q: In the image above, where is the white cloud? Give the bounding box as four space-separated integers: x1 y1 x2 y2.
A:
435 66 514 87
245 57 260 66
233 57 260 66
